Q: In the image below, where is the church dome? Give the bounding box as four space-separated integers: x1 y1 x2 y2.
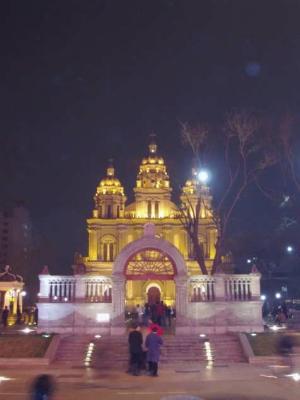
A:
136 136 171 190
96 161 125 196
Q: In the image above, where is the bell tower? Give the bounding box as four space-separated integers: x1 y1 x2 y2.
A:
93 160 126 219
134 135 173 218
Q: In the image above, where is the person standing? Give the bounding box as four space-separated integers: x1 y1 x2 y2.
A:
128 323 143 376
31 374 55 400
2 306 9 328
145 326 163 377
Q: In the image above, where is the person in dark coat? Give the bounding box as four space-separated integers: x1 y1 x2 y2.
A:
145 326 163 376
128 323 143 376
2 306 9 327
31 374 55 400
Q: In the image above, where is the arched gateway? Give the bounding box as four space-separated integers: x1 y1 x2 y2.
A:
111 225 188 333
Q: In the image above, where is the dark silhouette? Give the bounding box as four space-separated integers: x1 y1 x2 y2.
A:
1 306 9 327
127 323 143 376
31 374 55 400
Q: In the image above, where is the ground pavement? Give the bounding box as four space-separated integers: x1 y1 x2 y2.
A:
0 362 299 400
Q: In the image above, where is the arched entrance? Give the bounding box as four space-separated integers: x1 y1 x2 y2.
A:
124 248 176 309
111 226 188 334
147 286 161 304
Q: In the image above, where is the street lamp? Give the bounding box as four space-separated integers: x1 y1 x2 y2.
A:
260 294 267 301
275 292 281 299
198 169 210 184
247 259 252 264
21 291 27 297
286 245 294 254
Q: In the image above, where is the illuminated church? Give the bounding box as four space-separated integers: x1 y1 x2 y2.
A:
38 138 263 335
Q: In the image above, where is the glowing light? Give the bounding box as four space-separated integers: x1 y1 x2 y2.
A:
251 333 257 336
53 296 58 300
21 291 27 297
37 293 41 297
270 325 280 331
94 334 101 339
64 297 68 302
275 293 281 299
286 245 294 253
204 340 214 368
21 327 34 334
0 376 14 382
198 169 209 184
96 313 110 322
42 334 51 338
260 295 266 301
247 259 252 264
286 373 300 382
199 334 206 338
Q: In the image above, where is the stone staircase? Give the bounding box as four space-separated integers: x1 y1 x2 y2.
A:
54 335 94 366
209 334 246 363
53 333 246 368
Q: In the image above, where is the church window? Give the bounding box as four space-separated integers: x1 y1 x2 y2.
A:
107 205 112 218
100 235 116 262
155 201 159 218
147 201 151 218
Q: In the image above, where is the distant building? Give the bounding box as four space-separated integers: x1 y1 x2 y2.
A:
0 203 32 276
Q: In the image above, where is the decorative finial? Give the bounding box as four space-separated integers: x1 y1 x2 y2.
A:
41 265 49 275
107 158 115 177
251 264 260 274
148 133 157 154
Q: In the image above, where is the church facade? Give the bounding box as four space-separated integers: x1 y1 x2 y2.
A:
38 139 263 334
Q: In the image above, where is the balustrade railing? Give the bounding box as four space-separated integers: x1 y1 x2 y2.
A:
85 280 112 302
224 276 252 301
49 278 76 301
189 273 260 303
39 275 112 303
189 276 215 302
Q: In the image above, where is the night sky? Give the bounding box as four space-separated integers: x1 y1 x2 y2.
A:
1 1 300 274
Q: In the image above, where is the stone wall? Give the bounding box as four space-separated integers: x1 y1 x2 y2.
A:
37 303 112 334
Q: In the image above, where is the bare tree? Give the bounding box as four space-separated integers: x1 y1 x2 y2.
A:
279 113 300 192
180 110 277 275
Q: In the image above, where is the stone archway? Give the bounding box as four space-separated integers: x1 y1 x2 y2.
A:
111 225 188 334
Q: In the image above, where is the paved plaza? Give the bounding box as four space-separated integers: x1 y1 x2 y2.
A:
0 362 299 400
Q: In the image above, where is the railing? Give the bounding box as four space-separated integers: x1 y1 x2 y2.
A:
189 276 215 302
224 276 252 301
49 278 76 301
189 273 260 303
39 275 112 303
85 279 112 302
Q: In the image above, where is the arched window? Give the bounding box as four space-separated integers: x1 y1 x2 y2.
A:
99 235 116 262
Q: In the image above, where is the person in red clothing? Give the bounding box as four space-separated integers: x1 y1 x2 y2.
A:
148 321 164 336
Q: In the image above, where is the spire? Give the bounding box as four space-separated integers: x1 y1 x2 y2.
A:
148 133 157 155
106 158 115 177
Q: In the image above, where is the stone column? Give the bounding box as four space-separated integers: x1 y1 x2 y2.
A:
175 276 189 334
249 273 261 299
75 276 86 300
111 274 126 335
38 275 51 299
214 274 226 300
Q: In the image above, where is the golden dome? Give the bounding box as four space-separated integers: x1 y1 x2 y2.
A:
136 137 170 190
182 178 198 195
96 162 125 196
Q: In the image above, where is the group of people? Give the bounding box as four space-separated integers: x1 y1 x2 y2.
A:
1 305 38 328
128 323 163 377
134 301 175 327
